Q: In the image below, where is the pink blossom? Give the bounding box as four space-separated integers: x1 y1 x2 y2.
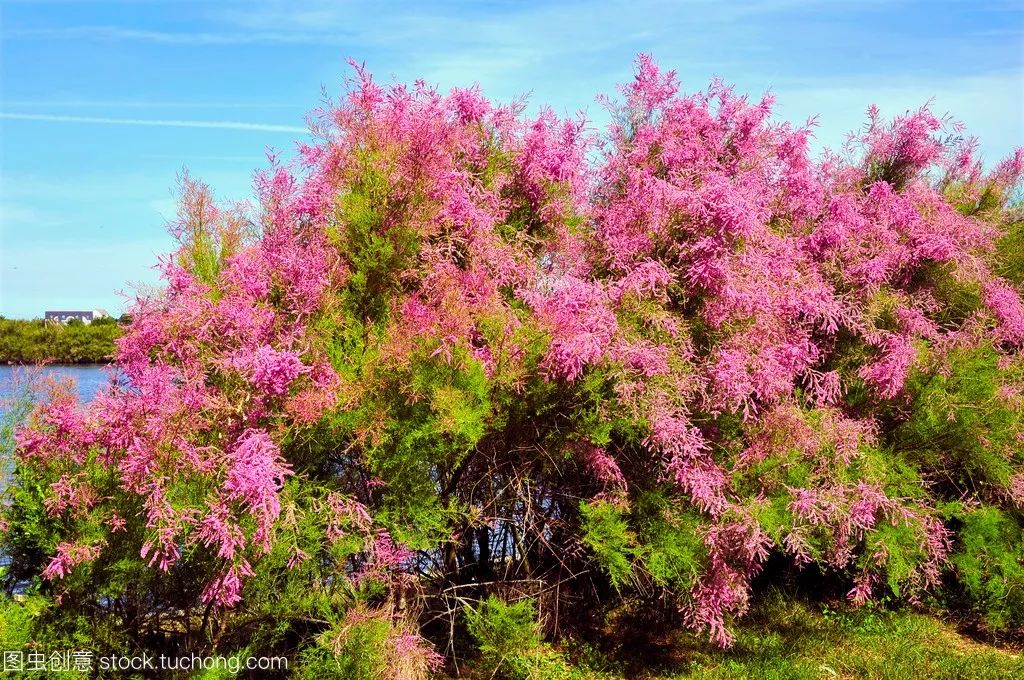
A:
355 531 414 583
858 333 916 399
581 444 627 489
232 345 309 397
108 512 127 533
1009 475 1024 508
224 430 292 549
201 560 255 609
326 493 373 542
42 542 101 580
287 546 310 570
983 280 1024 346
848 571 877 607
521 276 617 381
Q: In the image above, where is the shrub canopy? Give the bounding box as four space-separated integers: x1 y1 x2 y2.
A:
3 56 1024 675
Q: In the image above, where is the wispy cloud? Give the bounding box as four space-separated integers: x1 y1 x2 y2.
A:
1 2 824 51
0 112 308 133
2 25 343 45
3 98 301 109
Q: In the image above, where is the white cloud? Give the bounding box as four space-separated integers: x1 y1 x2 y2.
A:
0 112 308 133
2 25 336 45
2 98 300 109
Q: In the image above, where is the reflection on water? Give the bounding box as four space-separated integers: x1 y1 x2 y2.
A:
0 365 111 506
0 365 116 564
1 365 112 495
0 364 112 410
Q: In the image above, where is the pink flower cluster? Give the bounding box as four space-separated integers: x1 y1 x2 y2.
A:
42 541 102 580
231 345 310 396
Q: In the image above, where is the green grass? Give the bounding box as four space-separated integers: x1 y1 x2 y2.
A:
661 594 1022 679
451 592 1023 680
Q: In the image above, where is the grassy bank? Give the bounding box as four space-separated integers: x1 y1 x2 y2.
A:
451 592 1022 680
666 597 1021 679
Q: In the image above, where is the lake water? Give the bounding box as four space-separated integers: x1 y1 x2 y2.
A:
0 364 111 410
1 365 112 496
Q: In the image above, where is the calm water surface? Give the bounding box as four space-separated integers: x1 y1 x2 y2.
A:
0 364 112 411
1 365 112 493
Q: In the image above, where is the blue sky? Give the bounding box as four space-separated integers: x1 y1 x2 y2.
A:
1 0 1021 318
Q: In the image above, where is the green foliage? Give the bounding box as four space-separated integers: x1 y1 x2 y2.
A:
330 152 422 325
466 596 543 666
0 595 40 652
864 522 928 598
0 317 122 363
911 262 984 327
171 173 252 289
297 612 393 680
632 491 705 590
454 592 1024 679
465 596 603 680
358 354 492 548
995 212 1024 285
898 345 1023 496
0 597 93 679
579 501 636 591
847 444 925 500
949 507 1024 630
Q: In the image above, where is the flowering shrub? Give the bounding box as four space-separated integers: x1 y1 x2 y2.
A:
2 56 1023 673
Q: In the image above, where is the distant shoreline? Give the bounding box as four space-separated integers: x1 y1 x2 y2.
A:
0 361 112 367
0 317 121 365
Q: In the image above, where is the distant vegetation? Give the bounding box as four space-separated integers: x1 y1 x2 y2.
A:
0 316 124 364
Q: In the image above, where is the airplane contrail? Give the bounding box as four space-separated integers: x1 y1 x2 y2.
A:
0 112 309 133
